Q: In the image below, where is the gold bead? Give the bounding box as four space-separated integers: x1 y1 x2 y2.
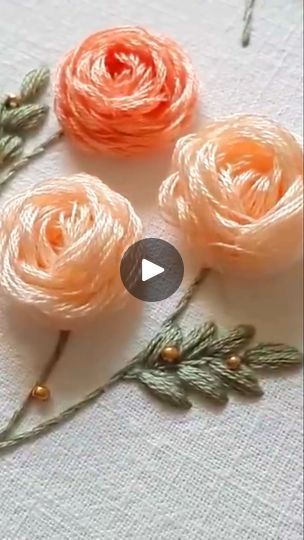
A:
4 94 21 109
160 346 181 364
31 385 50 401
226 355 241 370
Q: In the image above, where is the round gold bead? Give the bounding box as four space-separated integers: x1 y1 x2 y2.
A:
4 94 21 109
226 354 241 370
160 346 181 364
31 385 50 401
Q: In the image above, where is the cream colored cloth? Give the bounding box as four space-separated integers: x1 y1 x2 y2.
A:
0 0 303 538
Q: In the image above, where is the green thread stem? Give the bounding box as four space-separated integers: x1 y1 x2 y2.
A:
0 270 209 453
0 129 63 188
242 0 256 47
0 367 127 452
0 330 70 442
168 268 210 322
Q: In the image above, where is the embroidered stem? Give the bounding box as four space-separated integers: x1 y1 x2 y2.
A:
0 129 63 188
242 0 257 47
168 268 210 322
0 367 125 451
0 330 70 442
0 270 209 453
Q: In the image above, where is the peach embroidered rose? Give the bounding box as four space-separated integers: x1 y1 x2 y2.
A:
0 173 142 328
159 115 303 277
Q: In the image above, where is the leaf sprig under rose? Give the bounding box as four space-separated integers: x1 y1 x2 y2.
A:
124 321 302 409
0 67 50 170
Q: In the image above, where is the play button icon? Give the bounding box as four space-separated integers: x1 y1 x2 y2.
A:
142 259 164 282
120 238 184 302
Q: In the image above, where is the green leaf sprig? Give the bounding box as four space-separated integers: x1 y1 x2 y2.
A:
0 67 50 172
124 321 302 408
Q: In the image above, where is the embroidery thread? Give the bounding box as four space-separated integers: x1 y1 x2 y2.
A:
242 0 257 47
0 268 302 453
0 173 142 328
159 114 304 278
0 67 51 188
55 26 198 156
0 66 302 455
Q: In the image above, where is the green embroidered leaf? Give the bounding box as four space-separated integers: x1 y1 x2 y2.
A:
20 67 50 102
244 344 303 369
208 324 255 357
123 315 301 413
159 320 183 348
178 364 228 403
145 320 183 366
183 321 218 357
0 134 23 164
209 360 263 396
135 369 192 409
2 104 48 132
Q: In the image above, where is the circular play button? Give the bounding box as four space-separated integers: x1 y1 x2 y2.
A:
120 238 184 302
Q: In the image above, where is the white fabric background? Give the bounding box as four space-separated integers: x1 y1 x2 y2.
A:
0 1 303 539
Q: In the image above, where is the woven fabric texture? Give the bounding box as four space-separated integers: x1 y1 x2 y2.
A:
0 0 303 539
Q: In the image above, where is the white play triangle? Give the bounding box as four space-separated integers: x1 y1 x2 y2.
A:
142 258 165 282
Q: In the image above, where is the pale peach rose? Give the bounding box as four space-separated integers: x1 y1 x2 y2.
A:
159 115 303 277
0 173 142 328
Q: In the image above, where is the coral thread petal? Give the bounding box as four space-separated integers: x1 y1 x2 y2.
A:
55 26 198 156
